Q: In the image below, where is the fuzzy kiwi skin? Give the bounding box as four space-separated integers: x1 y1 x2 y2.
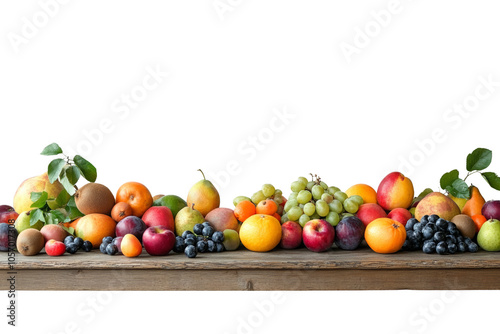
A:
16 228 45 256
75 183 115 216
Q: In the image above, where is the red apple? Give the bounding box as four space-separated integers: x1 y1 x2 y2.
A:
280 221 302 249
115 216 147 242
45 239 66 256
302 219 335 252
0 211 19 225
142 226 176 256
142 206 175 232
387 208 412 226
356 203 387 227
0 205 15 214
40 224 68 243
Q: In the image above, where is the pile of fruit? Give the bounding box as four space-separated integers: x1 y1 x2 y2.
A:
2 144 500 258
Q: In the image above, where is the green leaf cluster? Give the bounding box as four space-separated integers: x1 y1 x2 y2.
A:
440 148 500 199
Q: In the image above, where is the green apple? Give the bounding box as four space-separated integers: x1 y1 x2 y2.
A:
477 219 500 251
15 211 43 233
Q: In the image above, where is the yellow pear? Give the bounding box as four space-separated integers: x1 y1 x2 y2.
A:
186 170 220 216
13 173 65 213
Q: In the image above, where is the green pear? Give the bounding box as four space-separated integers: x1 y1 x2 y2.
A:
174 204 204 236
15 211 44 233
187 170 220 216
477 219 500 251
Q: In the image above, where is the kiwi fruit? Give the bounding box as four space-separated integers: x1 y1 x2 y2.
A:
16 228 45 256
75 183 115 216
451 214 476 239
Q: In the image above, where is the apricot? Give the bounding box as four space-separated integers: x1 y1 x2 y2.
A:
376 172 414 211
121 234 143 257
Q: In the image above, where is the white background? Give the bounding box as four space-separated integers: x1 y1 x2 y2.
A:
2 0 500 333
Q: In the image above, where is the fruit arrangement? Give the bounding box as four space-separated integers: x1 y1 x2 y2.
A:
3 144 500 260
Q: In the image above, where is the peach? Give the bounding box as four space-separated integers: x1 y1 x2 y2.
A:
205 208 240 232
40 224 68 243
387 208 412 226
376 172 414 211
356 203 387 227
121 234 143 257
415 192 461 221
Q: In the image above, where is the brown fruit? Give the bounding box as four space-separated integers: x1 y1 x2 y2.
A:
16 228 45 256
75 183 115 216
152 194 165 201
111 202 133 222
451 214 476 239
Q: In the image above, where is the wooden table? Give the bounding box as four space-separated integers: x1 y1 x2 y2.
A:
3 247 500 290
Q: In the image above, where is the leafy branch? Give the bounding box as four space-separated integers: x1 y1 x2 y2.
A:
440 148 500 199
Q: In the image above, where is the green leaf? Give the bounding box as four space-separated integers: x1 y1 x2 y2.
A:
65 204 84 220
45 213 55 225
61 226 75 236
74 155 97 182
446 179 470 199
50 210 67 223
30 191 48 208
29 209 45 226
65 165 81 185
440 169 459 190
411 188 433 206
55 188 71 208
60 175 76 196
466 148 492 171
482 172 500 191
67 195 77 208
48 159 66 184
41 143 63 156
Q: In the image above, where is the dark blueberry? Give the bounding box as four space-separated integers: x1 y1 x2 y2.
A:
184 245 197 258
66 243 78 254
173 237 185 253
185 233 196 241
106 243 118 255
411 240 422 251
212 231 224 243
82 241 93 252
464 237 473 245
421 215 430 225
468 242 479 253
197 235 205 242
422 241 436 254
457 236 464 243
182 230 194 239
202 226 215 238
429 215 439 224
426 223 436 232
413 223 423 233
402 239 412 251
422 226 434 240
73 237 84 249
436 218 448 231
197 240 208 253
102 236 114 245
184 237 196 246
64 235 75 246
433 231 446 243
446 235 457 244
457 242 467 253
414 231 423 242
448 243 457 254
99 242 108 254
193 223 204 236
436 241 448 255
406 230 416 241
207 240 216 252
202 221 212 228
216 242 225 252
406 218 418 230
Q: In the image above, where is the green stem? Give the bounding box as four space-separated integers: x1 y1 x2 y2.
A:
197 169 206 180
464 170 479 182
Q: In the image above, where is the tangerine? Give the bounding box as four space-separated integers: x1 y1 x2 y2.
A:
116 182 153 217
239 214 282 252
234 200 256 223
256 199 278 215
365 218 406 254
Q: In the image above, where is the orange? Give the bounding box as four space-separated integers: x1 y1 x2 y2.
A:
256 199 278 215
111 202 133 222
116 182 153 217
462 186 486 217
239 214 282 252
75 214 116 248
121 234 143 257
234 200 256 223
471 214 487 233
345 184 377 204
365 218 406 254
272 212 281 221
